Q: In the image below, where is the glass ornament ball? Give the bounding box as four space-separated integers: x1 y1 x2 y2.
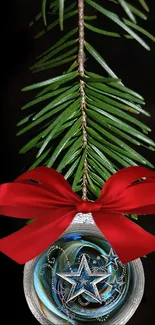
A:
24 213 145 325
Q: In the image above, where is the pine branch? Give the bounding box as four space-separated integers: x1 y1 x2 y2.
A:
78 0 88 200
17 0 155 203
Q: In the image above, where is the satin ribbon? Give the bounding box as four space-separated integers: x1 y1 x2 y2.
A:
0 166 155 264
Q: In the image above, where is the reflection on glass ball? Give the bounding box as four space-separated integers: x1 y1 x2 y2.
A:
24 230 144 325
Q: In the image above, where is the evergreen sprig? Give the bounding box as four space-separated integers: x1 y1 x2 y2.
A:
18 0 155 202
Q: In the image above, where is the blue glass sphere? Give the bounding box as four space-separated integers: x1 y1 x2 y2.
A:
24 228 144 325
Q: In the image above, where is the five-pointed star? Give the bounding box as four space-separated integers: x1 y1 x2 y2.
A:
101 248 119 269
105 276 124 294
57 255 111 303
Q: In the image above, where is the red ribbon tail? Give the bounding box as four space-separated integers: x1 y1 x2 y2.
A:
0 208 75 264
94 211 155 264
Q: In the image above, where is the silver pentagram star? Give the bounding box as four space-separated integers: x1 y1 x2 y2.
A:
101 248 119 269
57 255 111 303
106 276 124 294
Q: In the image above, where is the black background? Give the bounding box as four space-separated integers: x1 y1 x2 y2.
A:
0 1 155 324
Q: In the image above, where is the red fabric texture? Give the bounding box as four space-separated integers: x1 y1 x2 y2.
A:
0 166 155 264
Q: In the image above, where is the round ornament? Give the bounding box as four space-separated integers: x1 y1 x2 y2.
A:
24 213 145 325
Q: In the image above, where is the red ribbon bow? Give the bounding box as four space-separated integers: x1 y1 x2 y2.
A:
0 166 155 264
